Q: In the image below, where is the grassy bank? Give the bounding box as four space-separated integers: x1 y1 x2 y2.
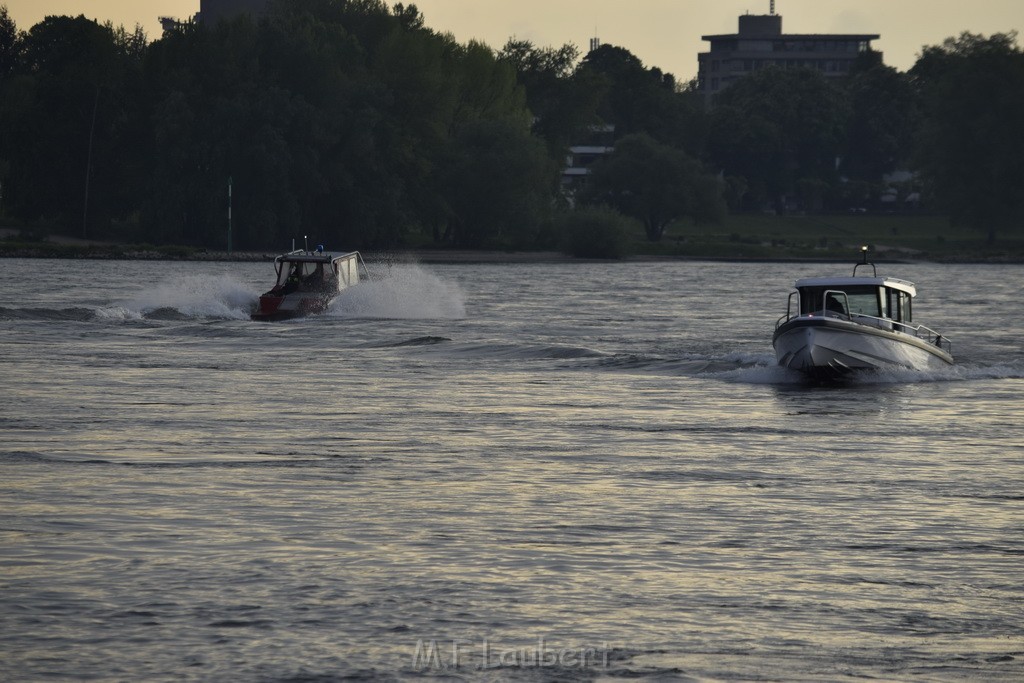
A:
639 213 1024 262
2 213 1022 262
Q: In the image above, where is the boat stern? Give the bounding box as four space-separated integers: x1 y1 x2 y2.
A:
251 293 286 320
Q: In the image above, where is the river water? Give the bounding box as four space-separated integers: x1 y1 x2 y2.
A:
1 256 1022 681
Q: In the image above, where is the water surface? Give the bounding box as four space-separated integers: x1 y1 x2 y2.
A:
1 257 1022 681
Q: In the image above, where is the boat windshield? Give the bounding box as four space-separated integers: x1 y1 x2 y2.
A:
801 285 883 317
276 260 324 288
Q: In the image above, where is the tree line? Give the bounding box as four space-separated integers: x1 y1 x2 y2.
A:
0 1 1021 252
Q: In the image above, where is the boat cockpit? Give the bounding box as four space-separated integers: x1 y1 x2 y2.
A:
778 274 951 354
270 250 365 296
795 278 914 324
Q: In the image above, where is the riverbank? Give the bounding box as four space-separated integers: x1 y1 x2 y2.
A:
2 217 1023 263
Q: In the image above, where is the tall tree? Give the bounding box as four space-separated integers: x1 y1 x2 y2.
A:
0 4 20 79
707 67 848 213
498 39 603 153
842 61 918 184
911 32 1024 243
577 44 706 154
2 15 140 235
584 133 724 241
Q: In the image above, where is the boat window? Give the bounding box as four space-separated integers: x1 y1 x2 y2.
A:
276 261 321 287
845 289 880 317
277 263 296 287
800 285 880 316
887 288 912 322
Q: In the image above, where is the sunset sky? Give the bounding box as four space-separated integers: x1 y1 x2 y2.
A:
3 0 1021 78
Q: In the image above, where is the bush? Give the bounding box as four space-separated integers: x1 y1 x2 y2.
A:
556 207 635 259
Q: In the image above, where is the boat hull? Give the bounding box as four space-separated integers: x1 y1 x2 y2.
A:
251 292 336 321
773 317 953 380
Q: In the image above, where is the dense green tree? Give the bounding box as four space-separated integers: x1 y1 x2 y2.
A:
135 1 551 250
707 67 848 213
0 5 20 79
0 15 143 235
584 133 724 241
12 2 1021 253
0 5 20 214
440 118 559 247
577 44 706 154
842 61 918 184
911 32 1024 243
498 39 603 153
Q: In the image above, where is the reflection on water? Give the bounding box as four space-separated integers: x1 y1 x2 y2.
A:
1 258 1022 681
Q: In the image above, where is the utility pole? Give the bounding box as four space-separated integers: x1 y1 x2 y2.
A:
227 176 233 254
82 85 99 239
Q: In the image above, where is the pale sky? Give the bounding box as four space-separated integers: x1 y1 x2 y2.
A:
3 1 1022 78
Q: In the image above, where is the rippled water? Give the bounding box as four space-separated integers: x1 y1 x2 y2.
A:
1 256 1022 681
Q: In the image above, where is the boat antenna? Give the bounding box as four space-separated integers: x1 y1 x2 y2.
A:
304 235 309 252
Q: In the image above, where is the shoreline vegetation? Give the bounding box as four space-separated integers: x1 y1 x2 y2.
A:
1 9 1021 260
2 214 1022 263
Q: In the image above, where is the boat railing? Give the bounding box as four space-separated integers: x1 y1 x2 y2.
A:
354 251 371 282
892 320 953 355
776 291 799 329
777 289 851 327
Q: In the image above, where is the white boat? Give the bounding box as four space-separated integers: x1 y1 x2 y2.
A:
252 247 367 321
773 249 953 379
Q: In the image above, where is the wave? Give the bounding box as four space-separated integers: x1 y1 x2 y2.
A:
390 338 1024 384
98 274 258 321
3 264 464 323
327 263 465 320
850 362 1024 384
0 306 96 322
713 360 1024 385
409 339 606 362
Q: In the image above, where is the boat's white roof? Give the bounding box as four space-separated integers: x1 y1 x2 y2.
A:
276 250 358 264
795 276 916 297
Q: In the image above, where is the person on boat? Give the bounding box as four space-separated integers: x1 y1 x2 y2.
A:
826 294 847 317
303 263 326 291
280 263 303 295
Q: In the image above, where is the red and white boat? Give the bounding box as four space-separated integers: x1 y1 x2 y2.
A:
252 247 367 321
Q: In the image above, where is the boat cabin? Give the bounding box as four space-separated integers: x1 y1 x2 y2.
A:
794 276 916 324
272 250 363 296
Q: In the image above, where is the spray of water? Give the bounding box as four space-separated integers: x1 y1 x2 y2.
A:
99 274 258 320
327 263 466 320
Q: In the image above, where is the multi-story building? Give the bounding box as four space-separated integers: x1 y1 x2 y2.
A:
197 0 269 25
160 0 268 35
561 124 615 197
697 10 880 105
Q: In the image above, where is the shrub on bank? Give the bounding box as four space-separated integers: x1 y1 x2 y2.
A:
557 207 635 259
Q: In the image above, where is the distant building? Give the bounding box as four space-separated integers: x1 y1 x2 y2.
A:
697 10 880 105
197 0 269 26
160 0 268 36
159 16 189 35
561 124 615 196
